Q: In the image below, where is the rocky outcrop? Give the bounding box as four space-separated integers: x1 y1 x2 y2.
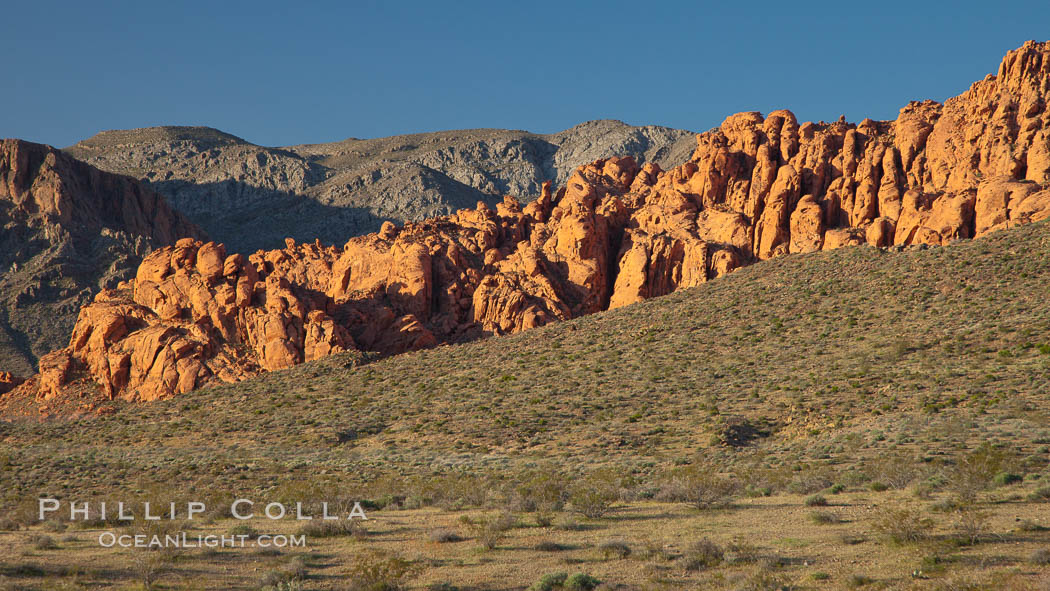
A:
0 372 22 395
66 121 698 253
0 139 205 376
7 41 1050 408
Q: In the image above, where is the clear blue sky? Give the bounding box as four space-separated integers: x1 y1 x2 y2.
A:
2 0 1047 148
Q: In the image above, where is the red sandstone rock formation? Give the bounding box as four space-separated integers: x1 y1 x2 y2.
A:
0 139 202 245
7 41 1050 408
0 372 23 395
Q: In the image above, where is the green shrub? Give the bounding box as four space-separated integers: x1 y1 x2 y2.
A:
564 573 601 591
804 494 828 507
992 472 1023 486
529 572 567 591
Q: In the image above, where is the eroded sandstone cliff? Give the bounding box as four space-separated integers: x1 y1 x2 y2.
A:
7 41 1050 410
0 139 205 377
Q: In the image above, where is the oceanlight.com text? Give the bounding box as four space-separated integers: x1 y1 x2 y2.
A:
97 531 306 549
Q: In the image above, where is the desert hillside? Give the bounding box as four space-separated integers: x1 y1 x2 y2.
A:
1 216 1049 589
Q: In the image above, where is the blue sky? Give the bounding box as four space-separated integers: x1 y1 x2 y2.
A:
2 0 1048 148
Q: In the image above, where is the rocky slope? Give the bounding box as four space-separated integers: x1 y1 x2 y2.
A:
0 140 205 377
66 121 697 253
6 40 1050 410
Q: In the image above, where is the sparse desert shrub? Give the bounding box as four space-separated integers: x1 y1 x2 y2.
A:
869 481 889 492
466 512 516 550
136 551 175 591
787 469 835 495
1030 548 1050 565
830 483 846 494
41 520 67 533
992 471 1023 486
509 468 568 513
871 507 934 544
529 572 567 591
811 572 830 581
564 573 601 591
228 523 258 539
427 528 461 543
535 512 554 527
951 504 991 545
640 539 673 561
598 539 631 560
1028 486 1050 502
804 494 828 507
343 550 415 591
867 452 923 489
847 574 875 587
527 572 599 591
680 538 723 571
744 485 773 498
297 519 357 538
1018 519 1049 532
568 487 616 518
737 569 790 591
28 533 56 550
946 443 1013 502
535 539 566 552
568 470 620 518
554 515 581 531
658 464 739 510
809 510 841 524
259 558 307 589
839 533 867 545
722 540 760 565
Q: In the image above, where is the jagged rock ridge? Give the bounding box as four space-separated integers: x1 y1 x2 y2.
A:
65 121 698 252
6 41 1050 409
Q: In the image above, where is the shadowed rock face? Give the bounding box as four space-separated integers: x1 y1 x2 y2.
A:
64 121 698 253
7 41 1050 409
0 139 205 376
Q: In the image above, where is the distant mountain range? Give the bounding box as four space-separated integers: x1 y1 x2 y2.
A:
65 120 697 253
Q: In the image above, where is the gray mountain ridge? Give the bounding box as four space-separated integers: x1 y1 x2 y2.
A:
66 119 697 252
